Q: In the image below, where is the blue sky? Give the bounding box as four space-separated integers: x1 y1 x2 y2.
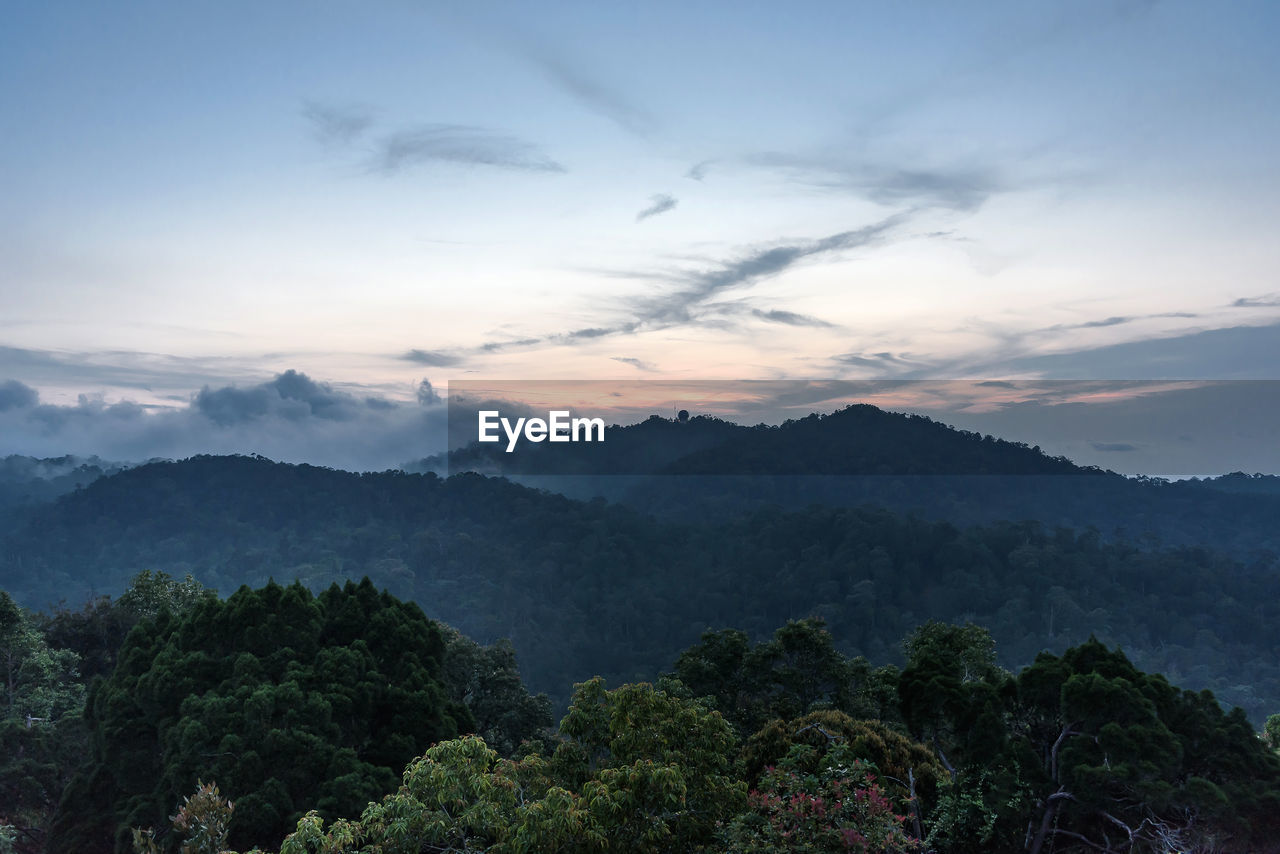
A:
1 1 1278 469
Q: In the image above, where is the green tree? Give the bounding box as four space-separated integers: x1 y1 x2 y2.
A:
47 579 470 854
0 592 87 854
439 626 553 757
721 744 920 853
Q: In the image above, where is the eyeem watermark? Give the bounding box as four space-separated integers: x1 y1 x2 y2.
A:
478 410 606 452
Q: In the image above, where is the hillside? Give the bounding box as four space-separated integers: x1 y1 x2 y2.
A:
433 404 1280 555
4 452 1280 723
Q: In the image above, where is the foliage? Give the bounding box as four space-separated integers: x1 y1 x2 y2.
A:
1264 713 1280 751
0 592 87 854
670 619 897 737
739 710 945 813
7 453 1280 725
133 781 234 854
721 743 920 853
46 579 470 854
264 679 744 854
439 625 553 757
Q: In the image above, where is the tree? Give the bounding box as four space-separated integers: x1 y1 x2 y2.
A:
47 579 470 854
721 744 921 853
439 626 553 757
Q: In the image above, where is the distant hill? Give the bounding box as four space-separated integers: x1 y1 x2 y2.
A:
1181 471 1280 496
4 453 1280 724
425 404 1280 555
0 454 127 527
423 404 1096 477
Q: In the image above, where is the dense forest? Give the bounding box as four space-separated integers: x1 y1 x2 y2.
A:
3 448 1279 721
4 404 1280 852
5 576 1280 853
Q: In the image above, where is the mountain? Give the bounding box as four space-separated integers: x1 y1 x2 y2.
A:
0 454 127 529
3 448 1280 723
429 404 1280 555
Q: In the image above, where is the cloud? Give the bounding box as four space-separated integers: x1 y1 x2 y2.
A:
628 214 906 329
1232 294 1280 308
194 370 353 426
746 153 1002 212
302 100 376 146
480 337 544 353
417 379 442 406
967 322 1280 380
636 194 677 222
372 125 566 174
525 50 656 136
0 370 450 472
686 160 713 181
750 309 834 328
399 215 902 361
0 345 274 396
611 356 655 372
833 352 917 372
0 380 38 411
1090 441 1139 452
404 349 464 367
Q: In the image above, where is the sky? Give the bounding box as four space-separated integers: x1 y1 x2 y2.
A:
1 0 1278 472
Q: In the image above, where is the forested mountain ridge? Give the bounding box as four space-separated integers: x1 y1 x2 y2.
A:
0 455 125 527
3 453 1280 724
429 404 1094 476
428 404 1280 554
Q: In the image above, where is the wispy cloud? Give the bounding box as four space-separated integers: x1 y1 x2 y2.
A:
750 308 834 328
525 49 656 136
1232 294 1280 308
627 214 907 328
746 152 1002 212
372 125 566 174
611 356 655 372
686 160 713 181
404 349 464 367
833 352 918 372
398 215 902 365
302 100 376 146
636 194 678 222
1090 441 1139 452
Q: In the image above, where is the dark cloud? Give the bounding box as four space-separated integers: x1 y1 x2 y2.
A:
372 125 566 174
194 370 354 426
404 349 463 367
636 194 678 222
302 100 375 146
1091 441 1139 452
611 356 655 372
1232 294 1280 308
0 380 38 411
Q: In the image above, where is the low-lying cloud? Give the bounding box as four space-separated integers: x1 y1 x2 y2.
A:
0 371 451 472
